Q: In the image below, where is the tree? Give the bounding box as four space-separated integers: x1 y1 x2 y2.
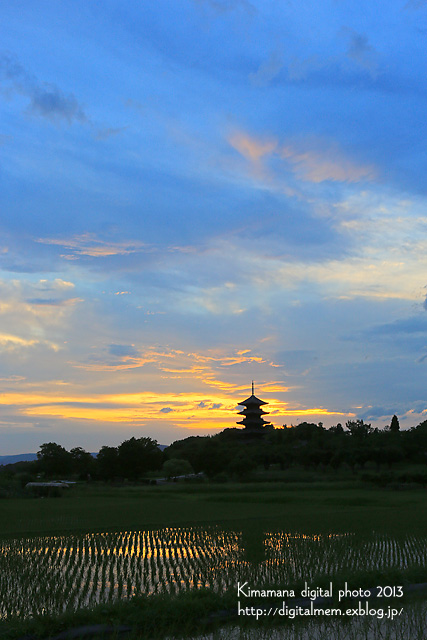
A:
36 442 72 478
390 415 400 433
117 437 162 480
70 447 95 479
164 436 208 473
346 419 372 439
329 423 344 435
382 445 403 469
96 446 119 481
162 458 194 479
228 451 257 481
199 438 231 479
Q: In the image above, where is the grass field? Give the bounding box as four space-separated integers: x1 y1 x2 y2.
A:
1 480 427 538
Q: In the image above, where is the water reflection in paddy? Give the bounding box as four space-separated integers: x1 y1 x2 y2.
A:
0 527 426 619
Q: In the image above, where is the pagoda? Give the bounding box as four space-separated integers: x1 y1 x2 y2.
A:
237 382 271 433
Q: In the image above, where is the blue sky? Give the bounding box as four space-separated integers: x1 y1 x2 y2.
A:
1 0 427 453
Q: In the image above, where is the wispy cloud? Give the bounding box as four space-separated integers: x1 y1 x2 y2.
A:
286 29 380 83
0 278 78 310
0 375 26 383
157 206 427 312
194 0 256 15
280 143 376 183
0 278 82 354
95 126 128 141
250 49 283 87
405 0 427 8
227 131 277 164
75 346 267 375
0 333 60 353
0 334 38 349
36 233 147 259
227 130 376 184
287 55 326 82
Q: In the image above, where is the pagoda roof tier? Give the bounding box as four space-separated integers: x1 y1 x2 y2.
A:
237 418 271 426
238 394 268 407
238 408 269 416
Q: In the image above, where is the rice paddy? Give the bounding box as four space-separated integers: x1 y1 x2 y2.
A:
1 526 426 620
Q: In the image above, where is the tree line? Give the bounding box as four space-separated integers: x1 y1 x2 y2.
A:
2 416 427 486
164 417 427 481
33 437 163 481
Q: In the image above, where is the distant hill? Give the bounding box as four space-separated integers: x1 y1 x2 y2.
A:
0 453 38 466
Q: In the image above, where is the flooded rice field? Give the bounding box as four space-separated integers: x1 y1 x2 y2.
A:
1 527 426 619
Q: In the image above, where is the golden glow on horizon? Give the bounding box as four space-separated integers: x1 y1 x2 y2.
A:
0 387 345 428
0 341 347 434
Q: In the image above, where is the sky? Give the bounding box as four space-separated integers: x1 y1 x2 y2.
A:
1 0 427 454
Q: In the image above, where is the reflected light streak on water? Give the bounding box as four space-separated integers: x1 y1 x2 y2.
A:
0 528 426 620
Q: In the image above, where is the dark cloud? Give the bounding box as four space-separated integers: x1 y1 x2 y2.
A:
198 400 221 409
0 52 87 125
411 400 427 414
369 316 427 336
358 401 427 425
108 344 139 357
341 28 379 78
160 407 173 413
28 85 86 124
26 298 66 306
0 52 28 83
124 98 145 113
357 406 400 421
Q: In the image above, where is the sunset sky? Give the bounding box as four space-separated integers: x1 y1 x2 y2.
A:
1 0 427 454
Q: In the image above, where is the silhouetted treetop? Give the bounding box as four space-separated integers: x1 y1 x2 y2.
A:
390 415 400 432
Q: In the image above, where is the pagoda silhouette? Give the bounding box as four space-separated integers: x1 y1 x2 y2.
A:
237 381 271 434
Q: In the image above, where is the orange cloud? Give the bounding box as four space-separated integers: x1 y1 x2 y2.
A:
227 131 277 163
280 144 376 183
72 346 279 381
73 356 160 372
0 333 60 352
227 129 376 184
